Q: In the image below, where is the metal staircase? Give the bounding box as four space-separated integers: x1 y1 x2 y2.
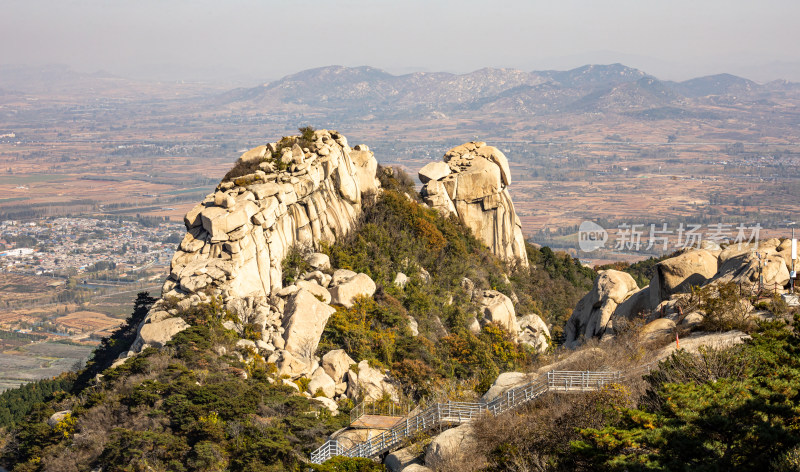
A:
310 369 623 464
349 399 411 428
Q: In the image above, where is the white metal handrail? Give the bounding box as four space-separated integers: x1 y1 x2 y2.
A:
350 399 411 424
547 370 622 391
309 369 625 464
310 439 345 463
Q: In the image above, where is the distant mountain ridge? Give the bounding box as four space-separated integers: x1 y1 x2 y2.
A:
4 62 796 120
219 63 797 117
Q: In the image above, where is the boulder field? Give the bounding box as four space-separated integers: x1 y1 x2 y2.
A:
565 238 796 347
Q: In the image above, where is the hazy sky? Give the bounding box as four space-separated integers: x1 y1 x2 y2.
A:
3 0 799 83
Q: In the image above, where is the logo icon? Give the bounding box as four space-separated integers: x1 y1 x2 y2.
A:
578 221 608 252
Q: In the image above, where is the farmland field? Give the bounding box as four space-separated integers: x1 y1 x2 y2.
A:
0 341 92 392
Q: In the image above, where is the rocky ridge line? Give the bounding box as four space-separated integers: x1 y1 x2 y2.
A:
122 131 391 409
117 133 549 417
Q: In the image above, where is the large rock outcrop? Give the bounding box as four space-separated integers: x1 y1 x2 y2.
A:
167 130 378 301
133 317 190 351
329 272 377 307
345 360 400 401
420 142 528 266
517 314 550 353
321 349 355 384
424 423 483 471
478 290 520 335
385 446 425 472
712 238 791 288
649 249 718 309
282 289 336 359
565 270 639 347
566 240 796 347
130 130 380 361
481 372 531 402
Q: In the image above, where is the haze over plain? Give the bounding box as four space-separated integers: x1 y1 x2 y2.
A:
2 0 799 84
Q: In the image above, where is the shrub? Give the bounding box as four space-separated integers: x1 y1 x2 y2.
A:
73 292 155 391
513 244 596 331
232 174 262 187
222 158 260 182
690 281 755 332
639 345 750 412
772 445 800 472
765 291 793 319
52 413 76 439
295 377 311 393
98 428 190 471
0 374 74 429
474 384 634 471
391 359 439 399
282 245 312 286
309 456 386 471
319 297 402 366
439 324 532 395
187 440 228 472
299 125 316 143
376 164 415 195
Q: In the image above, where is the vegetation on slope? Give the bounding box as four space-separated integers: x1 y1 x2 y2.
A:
5 162 798 471
0 294 351 472
0 166 597 471
0 293 156 433
469 312 800 471
0 376 75 430
314 168 595 397
574 317 800 470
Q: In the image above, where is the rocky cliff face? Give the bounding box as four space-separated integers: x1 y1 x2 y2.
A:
165 129 379 302
419 142 528 266
564 269 639 347
129 130 381 365
121 131 404 413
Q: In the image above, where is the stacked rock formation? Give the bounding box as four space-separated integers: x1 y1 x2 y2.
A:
565 238 796 347
419 142 528 266
166 130 379 302
564 270 640 347
126 131 388 400
460 278 550 353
